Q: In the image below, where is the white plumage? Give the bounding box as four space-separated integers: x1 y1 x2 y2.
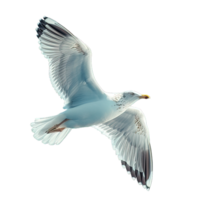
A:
31 16 153 190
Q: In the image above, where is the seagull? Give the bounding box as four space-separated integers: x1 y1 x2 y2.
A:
31 16 153 190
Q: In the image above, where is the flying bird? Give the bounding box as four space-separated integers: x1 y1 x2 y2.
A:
31 17 153 190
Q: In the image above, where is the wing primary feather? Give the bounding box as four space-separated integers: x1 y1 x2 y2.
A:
45 24 66 37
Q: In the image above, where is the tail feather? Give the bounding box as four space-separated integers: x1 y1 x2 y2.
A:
31 112 71 145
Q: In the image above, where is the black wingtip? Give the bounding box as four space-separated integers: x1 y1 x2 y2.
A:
121 160 151 190
34 16 48 39
36 16 68 39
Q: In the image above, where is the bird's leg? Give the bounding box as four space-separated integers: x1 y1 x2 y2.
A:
46 119 69 133
47 127 65 133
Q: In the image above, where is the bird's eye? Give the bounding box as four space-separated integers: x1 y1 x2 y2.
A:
131 92 135 95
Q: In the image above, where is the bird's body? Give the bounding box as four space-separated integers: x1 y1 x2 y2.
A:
31 16 153 190
45 90 144 130
50 93 133 128
64 96 118 128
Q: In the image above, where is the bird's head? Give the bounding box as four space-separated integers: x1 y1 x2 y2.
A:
122 91 150 106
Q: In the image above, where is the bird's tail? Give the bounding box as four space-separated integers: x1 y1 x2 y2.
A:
31 112 71 145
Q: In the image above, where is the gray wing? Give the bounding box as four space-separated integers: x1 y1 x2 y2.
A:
93 108 153 190
36 17 106 108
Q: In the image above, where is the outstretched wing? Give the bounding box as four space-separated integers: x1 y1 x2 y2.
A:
93 108 153 190
36 17 106 108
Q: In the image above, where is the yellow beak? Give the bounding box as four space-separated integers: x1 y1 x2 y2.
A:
140 94 150 99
